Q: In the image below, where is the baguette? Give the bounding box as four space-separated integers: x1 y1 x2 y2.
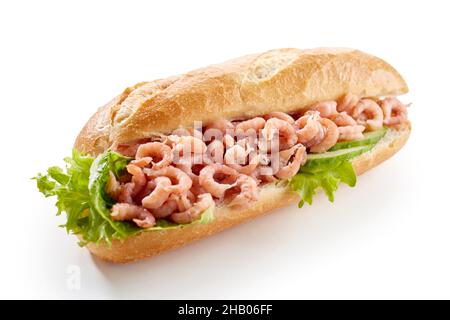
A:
72 48 410 263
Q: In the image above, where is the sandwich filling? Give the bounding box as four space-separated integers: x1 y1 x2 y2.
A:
108 95 408 225
35 94 409 244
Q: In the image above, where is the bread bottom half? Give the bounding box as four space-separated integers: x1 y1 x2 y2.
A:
85 122 411 263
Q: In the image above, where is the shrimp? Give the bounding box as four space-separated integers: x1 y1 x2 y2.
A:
261 118 298 151
144 166 193 194
106 172 122 199
337 93 360 113
170 135 208 165
190 183 208 197
224 144 247 167
235 117 266 136
126 164 147 196
223 134 235 149
352 99 383 131
172 135 207 155
134 142 173 169
170 191 196 212
250 166 275 184
263 112 295 124
275 145 307 180
133 216 157 228
172 127 202 137
176 153 211 175
106 173 135 204
381 97 408 125
239 154 266 176
111 203 156 228
170 193 215 224
205 119 234 134
309 101 338 118
330 112 357 126
151 199 178 218
199 164 239 198
309 118 339 153
338 125 365 141
294 111 321 144
141 177 172 209
227 175 259 208
206 139 224 164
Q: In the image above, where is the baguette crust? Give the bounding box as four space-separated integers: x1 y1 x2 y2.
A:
72 48 410 263
74 48 407 154
85 123 410 263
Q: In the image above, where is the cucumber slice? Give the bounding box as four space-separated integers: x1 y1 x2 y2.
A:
302 145 372 172
329 127 387 151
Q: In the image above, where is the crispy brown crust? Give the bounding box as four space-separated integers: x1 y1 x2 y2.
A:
85 123 411 263
74 48 408 154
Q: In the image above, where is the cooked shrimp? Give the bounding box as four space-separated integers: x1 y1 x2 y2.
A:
170 193 215 224
190 183 208 197
205 119 234 134
330 111 357 126
257 166 279 183
239 154 265 175
172 135 207 155
141 177 172 209
337 93 359 113
235 117 266 135
294 111 321 144
111 203 156 228
261 118 298 151
352 99 383 131
106 172 122 199
144 166 193 194
172 127 202 137
309 101 338 118
199 164 239 198
263 112 295 124
381 97 408 125
134 142 173 169
227 175 259 208
170 191 196 212
223 134 235 149
309 118 339 153
116 183 134 204
126 164 147 196
151 199 178 219
206 139 224 164
170 135 208 165
338 125 365 141
224 144 247 166
107 173 135 204
275 145 307 179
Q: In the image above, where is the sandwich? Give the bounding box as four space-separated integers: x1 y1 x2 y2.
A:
34 48 411 263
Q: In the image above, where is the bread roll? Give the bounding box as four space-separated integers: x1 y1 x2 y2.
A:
72 48 410 263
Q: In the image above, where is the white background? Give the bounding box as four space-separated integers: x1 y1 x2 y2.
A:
0 0 449 299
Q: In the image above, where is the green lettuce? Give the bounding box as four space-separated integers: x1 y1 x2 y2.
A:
289 133 382 207
34 149 215 246
289 160 357 208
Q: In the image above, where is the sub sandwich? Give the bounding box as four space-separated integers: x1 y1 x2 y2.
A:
35 48 411 263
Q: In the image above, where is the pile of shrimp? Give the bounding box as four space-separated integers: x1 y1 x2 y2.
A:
108 94 408 227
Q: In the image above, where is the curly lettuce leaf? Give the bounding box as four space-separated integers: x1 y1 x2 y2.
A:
34 149 215 246
289 160 357 208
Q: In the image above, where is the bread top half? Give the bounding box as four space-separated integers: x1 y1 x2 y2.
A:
74 48 408 156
